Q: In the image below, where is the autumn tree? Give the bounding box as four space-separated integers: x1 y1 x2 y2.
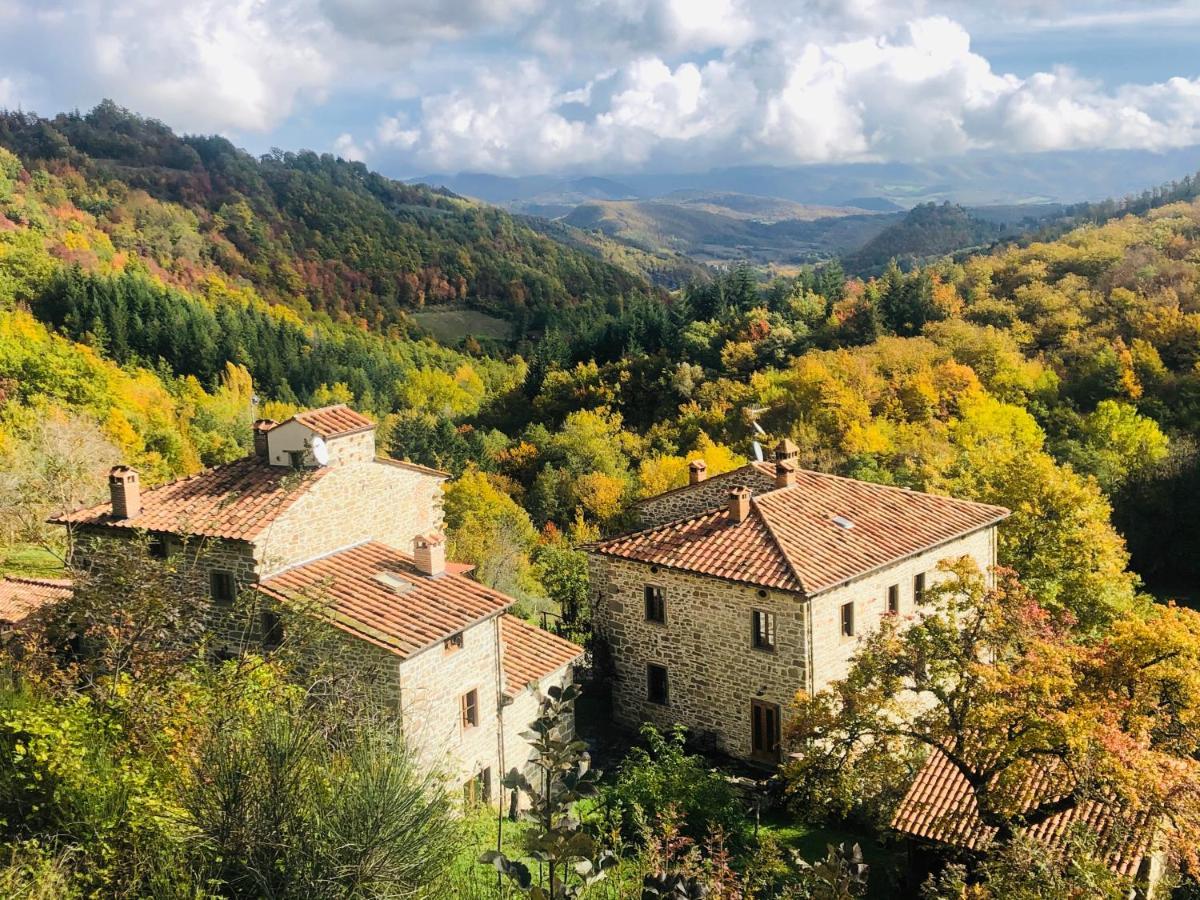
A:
786 559 1200 869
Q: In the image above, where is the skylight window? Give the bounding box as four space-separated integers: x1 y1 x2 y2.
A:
374 571 413 593
831 515 855 530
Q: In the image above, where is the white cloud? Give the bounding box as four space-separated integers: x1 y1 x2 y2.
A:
1 0 1198 172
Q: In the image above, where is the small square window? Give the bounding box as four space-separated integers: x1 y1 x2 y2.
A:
840 601 855 638
444 631 464 652
647 664 669 705
644 585 665 623
914 572 927 604
752 610 776 651
461 689 479 729
887 584 900 615
148 537 169 559
210 570 236 605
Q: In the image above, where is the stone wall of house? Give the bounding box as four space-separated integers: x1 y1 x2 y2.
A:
809 527 996 691
634 466 774 528
255 460 444 576
500 663 575 811
587 525 997 764
588 554 808 762
398 614 505 803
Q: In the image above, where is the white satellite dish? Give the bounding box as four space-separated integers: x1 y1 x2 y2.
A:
752 441 764 462
752 420 767 436
310 436 330 466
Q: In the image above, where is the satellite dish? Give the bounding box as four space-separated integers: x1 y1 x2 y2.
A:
752 420 767 436
752 441 764 462
310 436 330 466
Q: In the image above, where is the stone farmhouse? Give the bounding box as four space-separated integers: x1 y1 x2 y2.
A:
50 405 583 807
587 440 1009 766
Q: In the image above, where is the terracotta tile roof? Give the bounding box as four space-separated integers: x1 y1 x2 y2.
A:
0 576 72 626
892 748 1154 878
596 469 1008 595
635 462 774 504
500 614 584 696
257 542 513 659
288 404 375 437
376 457 450 479
50 456 327 541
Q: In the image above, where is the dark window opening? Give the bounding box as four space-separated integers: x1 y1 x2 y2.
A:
840 601 855 638
751 700 781 763
464 767 491 807
148 537 169 559
647 663 669 705
914 572 927 604
461 689 479 729
210 570 236 605
752 609 776 651
287 450 304 469
644 585 665 623
261 611 284 651
887 584 900 615
444 631 464 652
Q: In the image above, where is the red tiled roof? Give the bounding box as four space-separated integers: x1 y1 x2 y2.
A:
0 576 72 625
892 748 1153 878
289 405 375 437
635 462 774 504
51 456 328 541
257 541 513 659
500 614 584 696
595 469 1008 595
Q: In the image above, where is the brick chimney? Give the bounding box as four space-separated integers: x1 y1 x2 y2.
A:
108 465 141 519
775 459 796 489
253 419 276 460
728 487 751 523
688 460 708 485
774 438 799 462
413 533 446 577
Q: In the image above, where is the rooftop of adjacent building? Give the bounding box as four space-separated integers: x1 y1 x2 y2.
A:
593 457 1009 596
50 405 447 542
891 747 1154 880
0 575 73 626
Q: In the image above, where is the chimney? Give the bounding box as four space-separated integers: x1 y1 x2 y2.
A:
774 438 799 462
413 533 446 577
775 459 796 489
253 419 276 460
688 460 708 485
108 465 141 519
728 487 751 523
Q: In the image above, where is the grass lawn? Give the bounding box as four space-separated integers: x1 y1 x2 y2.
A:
0 544 65 578
760 808 906 899
412 307 513 343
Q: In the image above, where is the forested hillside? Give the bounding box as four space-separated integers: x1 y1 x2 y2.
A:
4 101 1200 610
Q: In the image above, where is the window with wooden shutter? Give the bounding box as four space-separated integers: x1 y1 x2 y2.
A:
914 572 927 604
461 689 479 729
644 585 665 623
887 583 900 615
752 609 776 651
840 601 855 638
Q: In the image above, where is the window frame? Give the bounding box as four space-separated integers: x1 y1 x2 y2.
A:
463 767 492 807
886 583 900 615
646 663 669 706
751 609 777 652
461 688 480 730
148 536 170 559
840 601 855 639
444 631 464 653
644 584 666 624
914 572 927 604
210 570 236 605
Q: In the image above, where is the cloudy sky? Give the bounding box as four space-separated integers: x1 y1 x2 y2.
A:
1 0 1199 177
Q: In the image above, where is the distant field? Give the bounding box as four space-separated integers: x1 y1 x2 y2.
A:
411 307 513 343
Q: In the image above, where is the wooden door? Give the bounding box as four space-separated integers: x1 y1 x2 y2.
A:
751 700 781 763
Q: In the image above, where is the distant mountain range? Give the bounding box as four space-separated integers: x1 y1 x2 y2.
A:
416 147 1200 274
